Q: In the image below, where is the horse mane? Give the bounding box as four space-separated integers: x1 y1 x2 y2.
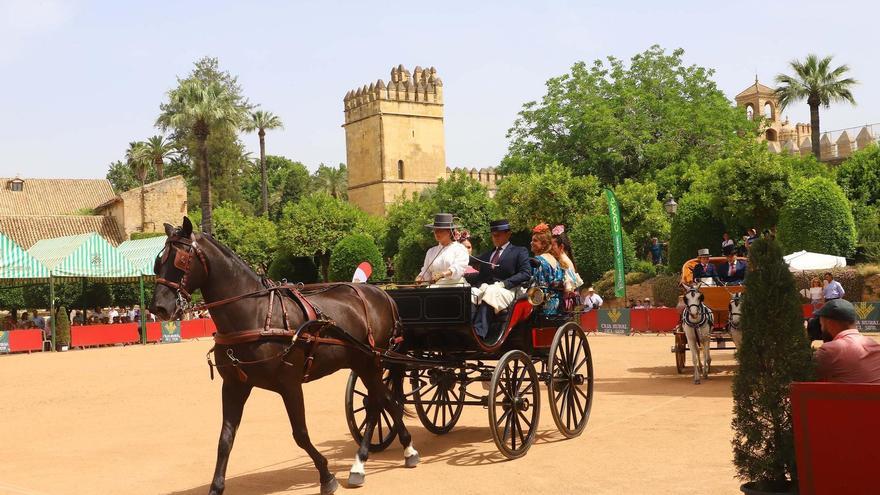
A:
199 233 263 283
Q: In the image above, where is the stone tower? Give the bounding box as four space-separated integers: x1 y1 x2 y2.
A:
734 78 810 148
343 65 446 216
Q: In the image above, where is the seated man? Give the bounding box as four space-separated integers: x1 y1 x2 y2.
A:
813 299 880 383
717 248 747 285
466 219 531 337
690 248 717 285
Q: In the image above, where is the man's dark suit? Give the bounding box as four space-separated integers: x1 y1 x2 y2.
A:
717 259 747 284
691 262 717 281
466 243 532 337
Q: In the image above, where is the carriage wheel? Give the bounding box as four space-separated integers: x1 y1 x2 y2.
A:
344 370 396 452
488 350 540 459
410 368 464 435
674 331 687 374
547 322 593 438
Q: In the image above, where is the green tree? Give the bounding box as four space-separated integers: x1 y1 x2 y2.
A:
494 162 600 232
312 163 348 200
731 237 814 490
143 135 177 181
0 287 25 314
668 193 727 269
277 193 375 281
157 57 250 234
242 110 284 216
212 202 279 273
569 214 636 285
612 179 670 257
55 305 71 349
328 234 387 282
775 54 858 158
126 141 151 233
695 143 792 232
502 46 756 184
427 171 498 252
242 155 310 219
268 253 320 284
777 177 857 257
836 144 880 207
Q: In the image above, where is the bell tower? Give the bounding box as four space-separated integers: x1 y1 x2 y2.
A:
343 65 446 216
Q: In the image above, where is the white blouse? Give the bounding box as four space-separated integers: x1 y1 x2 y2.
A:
418 242 470 286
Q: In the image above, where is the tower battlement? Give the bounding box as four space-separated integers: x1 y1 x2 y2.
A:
343 65 443 122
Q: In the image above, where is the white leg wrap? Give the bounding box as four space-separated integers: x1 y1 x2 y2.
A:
350 455 365 475
404 444 419 458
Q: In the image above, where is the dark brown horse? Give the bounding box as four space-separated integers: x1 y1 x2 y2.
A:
150 217 417 495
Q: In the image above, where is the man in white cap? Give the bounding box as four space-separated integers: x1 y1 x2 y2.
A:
581 287 603 311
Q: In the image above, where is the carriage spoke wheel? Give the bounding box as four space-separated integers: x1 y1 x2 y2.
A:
488 350 540 459
548 322 593 438
410 368 464 434
345 370 396 452
674 331 687 374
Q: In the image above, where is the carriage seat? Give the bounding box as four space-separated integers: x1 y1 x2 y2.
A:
481 294 532 346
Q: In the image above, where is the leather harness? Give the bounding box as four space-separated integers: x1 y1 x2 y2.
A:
155 233 401 383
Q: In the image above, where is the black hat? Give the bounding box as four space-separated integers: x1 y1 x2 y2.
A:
814 299 858 322
425 213 459 229
722 245 735 256
489 219 511 232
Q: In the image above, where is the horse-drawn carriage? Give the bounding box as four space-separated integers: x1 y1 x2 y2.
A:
671 257 745 375
345 284 594 459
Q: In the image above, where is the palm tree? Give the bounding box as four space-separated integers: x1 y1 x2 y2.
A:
126 141 151 232
157 79 246 234
775 54 857 158
242 110 284 216
143 135 177 181
312 163 348 199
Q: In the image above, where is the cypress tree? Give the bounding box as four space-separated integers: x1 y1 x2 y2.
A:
731 237 814 490
55 305 71 350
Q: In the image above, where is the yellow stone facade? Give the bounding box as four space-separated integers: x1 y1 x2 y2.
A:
96 176 188 238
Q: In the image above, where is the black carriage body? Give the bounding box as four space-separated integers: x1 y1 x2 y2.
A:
387 286 562 358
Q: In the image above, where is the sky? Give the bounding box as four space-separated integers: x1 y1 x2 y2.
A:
2 0 878 179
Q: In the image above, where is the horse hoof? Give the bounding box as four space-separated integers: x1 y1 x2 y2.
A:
405 453 420 468
347 472 365 487
321 477 339 494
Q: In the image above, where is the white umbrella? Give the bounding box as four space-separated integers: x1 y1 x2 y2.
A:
783 250 847 272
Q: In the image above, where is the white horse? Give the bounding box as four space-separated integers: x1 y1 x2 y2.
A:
728 293 743 349
681 285 714 384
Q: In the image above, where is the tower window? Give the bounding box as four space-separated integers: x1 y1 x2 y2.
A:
397 160 405 180
764 102 773 120
745 104 754 120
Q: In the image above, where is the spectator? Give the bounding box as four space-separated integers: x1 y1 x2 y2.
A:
823 272 845 301
19 311 30 328
746 228 759 247
31 312 46 330
128 307 137 322
109 307 119 323
808 277 824 308
649 237 663 265
721 232 734 253
813 299 880 383
581 287 603 311
642 297 652 309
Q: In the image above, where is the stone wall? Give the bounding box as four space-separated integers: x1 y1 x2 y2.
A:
102 176 187 239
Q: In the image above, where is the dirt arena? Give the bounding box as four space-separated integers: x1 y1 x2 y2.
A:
0 334 743 495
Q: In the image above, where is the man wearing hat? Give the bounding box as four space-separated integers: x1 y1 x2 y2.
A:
580 287 603 311
466 219 531 338
691 248 717 285
813 299 880 383
717 247 747 285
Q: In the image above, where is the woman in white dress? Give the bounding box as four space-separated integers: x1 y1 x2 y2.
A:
416 213 470 286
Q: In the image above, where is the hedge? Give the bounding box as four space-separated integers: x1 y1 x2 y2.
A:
328 234 386 282
569 215 636 286
268 253 320 284
651 274 682 308
130 232 166 240
55 305 71 348
668 193 727 269
777 177 857 257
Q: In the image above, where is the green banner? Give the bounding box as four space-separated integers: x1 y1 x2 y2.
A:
604 189 626 298
598 308 630 335
161 321 181 343
855 302 880 332
0 330 8 353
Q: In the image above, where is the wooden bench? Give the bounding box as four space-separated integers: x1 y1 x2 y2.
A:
791 382 880 495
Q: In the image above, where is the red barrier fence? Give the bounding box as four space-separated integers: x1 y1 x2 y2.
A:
71 323 139 347
6 329 44 353
792 382 880 495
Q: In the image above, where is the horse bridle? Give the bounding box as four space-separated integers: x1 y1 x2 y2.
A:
155 233 209 307
728 296 742 329
683 289 710 328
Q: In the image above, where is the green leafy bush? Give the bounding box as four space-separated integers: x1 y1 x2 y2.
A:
328 234 387 283
130 232 166 241
777 177 857 257
836 144 880 206
55 305 71 348
732 237 814 489
569 215 635 286
668 193 727 269
630 260 657 278
268 253 320 284
651 274 681 308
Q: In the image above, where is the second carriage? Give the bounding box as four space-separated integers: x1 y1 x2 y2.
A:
344 285 594 459
671 256 745 374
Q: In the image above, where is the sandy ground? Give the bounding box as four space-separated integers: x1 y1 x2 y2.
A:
0 334 744 495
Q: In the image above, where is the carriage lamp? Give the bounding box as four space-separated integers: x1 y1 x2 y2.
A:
663 196 678 216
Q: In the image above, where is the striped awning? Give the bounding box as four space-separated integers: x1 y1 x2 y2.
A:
27 232 141 280
0 232 49 282
117 236 167 276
